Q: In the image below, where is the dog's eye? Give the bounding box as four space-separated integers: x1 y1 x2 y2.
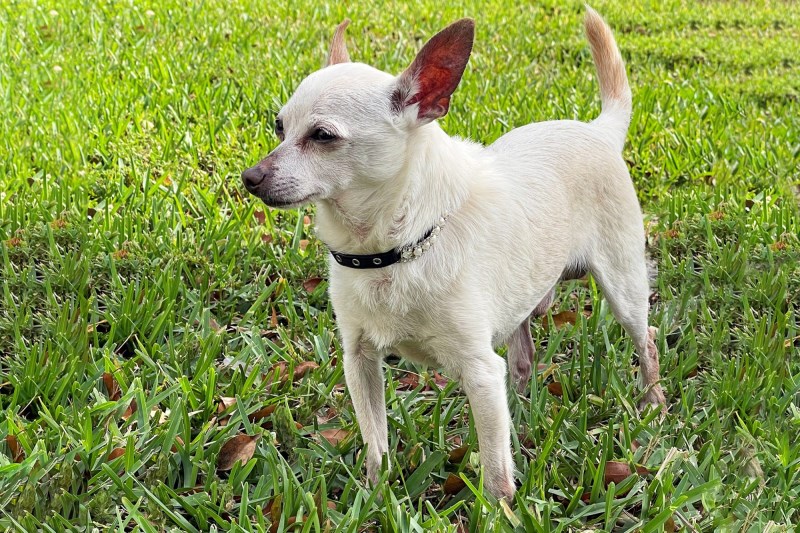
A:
310 128 336 143
275 118 284 139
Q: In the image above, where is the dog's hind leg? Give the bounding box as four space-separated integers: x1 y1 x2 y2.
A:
446 346 515 499
589 247 666 410
508 288 555 393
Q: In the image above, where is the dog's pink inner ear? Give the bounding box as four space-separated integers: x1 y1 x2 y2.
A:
326 19 351 66
398 19 474 121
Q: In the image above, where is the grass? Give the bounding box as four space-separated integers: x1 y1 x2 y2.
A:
1 0 798 530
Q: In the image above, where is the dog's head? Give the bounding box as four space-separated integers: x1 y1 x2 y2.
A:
242 18 474 209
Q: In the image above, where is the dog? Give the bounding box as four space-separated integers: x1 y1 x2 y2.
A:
242 7 665 499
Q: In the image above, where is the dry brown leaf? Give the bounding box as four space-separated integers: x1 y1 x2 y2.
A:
6 435 24 463
87 319 108 334
292 361 319 381
398 372 420 390
298 239 309 251
270 308 278 329
443 473 466 494
303 277 324 292
268 494 282 523
266 361 289 384
631 439 641 452
261 233 273 244
315 407 337 425
448 445 468 464
547 382 563 397
432 371 448 389
665 516 677 532
303 215 311 226
108 447 126 460
208 316 223 333
269 516 297 533
218 397 237 413
320 428 349 446
604 461 646 486
103 372 121 401
248 405 277 423
170 436 184 453
217 434 260 471
254 210 266 224
122 399 137 420
542 311 578 331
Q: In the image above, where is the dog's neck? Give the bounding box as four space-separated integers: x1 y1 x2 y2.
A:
315 123 478 255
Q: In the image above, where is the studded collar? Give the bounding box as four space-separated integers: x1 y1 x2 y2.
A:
328 210 451 269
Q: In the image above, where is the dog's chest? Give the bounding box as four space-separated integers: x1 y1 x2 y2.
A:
330 267 436 348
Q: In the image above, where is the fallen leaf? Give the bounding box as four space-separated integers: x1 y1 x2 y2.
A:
432 371 448 389
266 361 289 384
218 397 237 414
269 494 282 523
303 277 324 292
6 435 24 463
604 461 647 486
303 215 311 226
170 436 184 453
103 372 121 401
542 311 578 331
208 316 223 333
443 473 466 494
248 405 277 423
665 516 677 532
254 210 266 224
217 434 260 471
122 399 137 420
292 361 319 381
299 239 309 251
87 319 108 334
270 308 278 328
448 445 468 463
631 439 640 452
261 233 273 244
320 428 349 446
547 382 563 397
269 516 297 533
315 407 337 425
398 372 420 390
108 447 126 460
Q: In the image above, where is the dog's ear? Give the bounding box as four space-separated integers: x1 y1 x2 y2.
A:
325 19 351 67
393 19 474 123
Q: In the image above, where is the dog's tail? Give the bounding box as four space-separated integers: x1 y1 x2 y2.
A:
585 6 631 152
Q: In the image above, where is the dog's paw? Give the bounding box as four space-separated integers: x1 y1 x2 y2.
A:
486 473 516 501
638 385 667 414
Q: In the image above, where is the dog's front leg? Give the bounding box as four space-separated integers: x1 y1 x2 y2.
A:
342 332 388 487
450 347 515 499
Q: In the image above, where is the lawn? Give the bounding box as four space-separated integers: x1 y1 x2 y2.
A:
1 0 799 530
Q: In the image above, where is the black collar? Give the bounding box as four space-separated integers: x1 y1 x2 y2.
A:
329 225 437 269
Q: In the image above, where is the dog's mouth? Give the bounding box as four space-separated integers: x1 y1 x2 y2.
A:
258 193 317 209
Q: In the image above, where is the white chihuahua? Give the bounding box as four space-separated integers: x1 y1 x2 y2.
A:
242 7 665 499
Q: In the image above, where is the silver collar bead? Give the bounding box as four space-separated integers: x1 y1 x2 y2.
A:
399 209 450 263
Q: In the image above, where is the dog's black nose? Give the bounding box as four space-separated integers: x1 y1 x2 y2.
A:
242 166 265 191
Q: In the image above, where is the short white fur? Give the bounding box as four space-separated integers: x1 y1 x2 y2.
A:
243 7 666 499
